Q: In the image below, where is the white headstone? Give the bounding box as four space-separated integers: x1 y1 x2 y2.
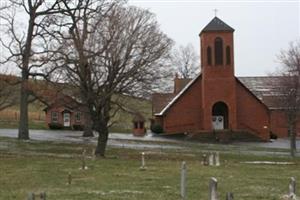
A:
209 153 214 166
289 177 296 199
140 152 146 170
180 161 187 200
215 152 220 166
209 177 218 200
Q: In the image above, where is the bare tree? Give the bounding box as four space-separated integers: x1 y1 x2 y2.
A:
171 43 199 79
49 0 116 137
0 0 63 139
276 41 300 157
55 1 173 156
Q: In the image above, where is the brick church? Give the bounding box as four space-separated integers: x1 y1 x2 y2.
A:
152 17 297 141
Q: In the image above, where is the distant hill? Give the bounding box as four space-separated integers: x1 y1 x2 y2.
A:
0 74 152 132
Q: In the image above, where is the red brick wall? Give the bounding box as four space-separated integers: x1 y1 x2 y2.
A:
270 110 287 137
200 31 237 130
45 106 85 128
270 110 300 137
200 32 234 77
236 82 269 140
162 77 202 133
201 77 237 130
45 107 64 125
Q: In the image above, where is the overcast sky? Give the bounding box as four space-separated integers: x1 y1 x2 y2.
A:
128 0 300 76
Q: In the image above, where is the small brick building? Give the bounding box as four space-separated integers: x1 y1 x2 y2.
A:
44 95 86 130
152 17 299 140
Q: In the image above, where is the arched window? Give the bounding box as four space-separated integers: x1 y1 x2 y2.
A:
207 46 212 65
214 37 223 65
226 46 231 65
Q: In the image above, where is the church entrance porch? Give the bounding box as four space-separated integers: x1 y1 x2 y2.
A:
212 102 229 130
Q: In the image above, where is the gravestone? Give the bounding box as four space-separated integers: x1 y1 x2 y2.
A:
215 152 220 166
208 153 214 166
209 177 218 200
81 149 88 170
226 192 234 200
27 193 35 200
68 172 72 185
40 192 46 200
27 192 46 200
289 177 296 199
202 154 209 166
140 152 146 170
180 161 187 200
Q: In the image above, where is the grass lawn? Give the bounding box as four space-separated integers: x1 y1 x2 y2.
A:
0 137 299 200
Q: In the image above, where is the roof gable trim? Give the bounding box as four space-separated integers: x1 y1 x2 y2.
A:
155 74 201 116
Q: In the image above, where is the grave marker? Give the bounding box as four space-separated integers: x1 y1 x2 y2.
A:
180 161 187 200
209 177 218 200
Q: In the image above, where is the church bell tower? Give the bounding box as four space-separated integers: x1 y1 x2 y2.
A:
199 17 237 131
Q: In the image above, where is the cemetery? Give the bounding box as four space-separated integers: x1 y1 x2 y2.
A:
0 136 299 200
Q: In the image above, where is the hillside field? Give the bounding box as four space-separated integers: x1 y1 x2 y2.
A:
0 96 152 132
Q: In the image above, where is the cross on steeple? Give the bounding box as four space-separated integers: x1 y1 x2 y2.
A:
213 9 218 17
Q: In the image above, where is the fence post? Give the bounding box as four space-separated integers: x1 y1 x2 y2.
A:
209 177 218 200
180 161 187 200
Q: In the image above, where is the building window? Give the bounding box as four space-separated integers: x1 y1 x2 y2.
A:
226 46 231 65
75 112 81 122
214 37 223 65
207 46 212 65
134 122 138 129
51 112 58 123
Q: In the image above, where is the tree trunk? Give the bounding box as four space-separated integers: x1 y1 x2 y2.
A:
18 14 35 140
95 125 109 157
18 73 29 140
82 113 94 137
290 123 297 157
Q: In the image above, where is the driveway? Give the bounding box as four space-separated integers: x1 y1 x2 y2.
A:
0 129 299 153
0 129 182 150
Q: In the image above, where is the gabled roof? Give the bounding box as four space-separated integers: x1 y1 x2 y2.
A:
152 93 176 115
174 78 193 93
238 76 284 109
155 74 201 116
200 17 234 34
153 75 285 116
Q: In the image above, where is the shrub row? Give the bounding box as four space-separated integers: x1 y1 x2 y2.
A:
48 123 84 131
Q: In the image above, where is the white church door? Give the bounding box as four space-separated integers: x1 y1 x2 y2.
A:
212 116 224 130
212 102 229 130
